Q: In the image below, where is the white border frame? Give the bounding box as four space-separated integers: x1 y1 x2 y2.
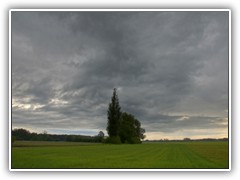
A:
9 9 231 172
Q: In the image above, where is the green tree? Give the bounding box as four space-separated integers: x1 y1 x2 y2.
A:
119 112 137 143
96 131 105 142
135 119 146 140
107 88 122 138
12 128 31 140
119 112 145 144
98 131 104 137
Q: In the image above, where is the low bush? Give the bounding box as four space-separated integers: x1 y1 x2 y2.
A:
104 136 121 144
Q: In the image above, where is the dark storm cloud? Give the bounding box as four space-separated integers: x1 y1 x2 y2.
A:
11 11 229 138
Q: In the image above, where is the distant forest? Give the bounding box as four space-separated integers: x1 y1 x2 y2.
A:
12 128 104 143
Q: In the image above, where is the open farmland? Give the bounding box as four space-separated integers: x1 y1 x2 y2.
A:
11 141 229 169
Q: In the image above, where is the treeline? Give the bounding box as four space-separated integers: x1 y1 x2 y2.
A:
144 138 228 142
12 128 104 143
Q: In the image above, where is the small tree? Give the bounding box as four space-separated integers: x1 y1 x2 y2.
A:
96 131 105 142
98 131 104 137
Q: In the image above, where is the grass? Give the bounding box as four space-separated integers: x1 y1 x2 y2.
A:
11 141 229 169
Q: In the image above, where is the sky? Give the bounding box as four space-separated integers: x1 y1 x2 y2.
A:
11 10 229 140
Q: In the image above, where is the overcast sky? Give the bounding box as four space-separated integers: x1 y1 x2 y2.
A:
11 11 229 140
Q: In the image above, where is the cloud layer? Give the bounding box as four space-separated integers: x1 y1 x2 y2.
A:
11 11 229 139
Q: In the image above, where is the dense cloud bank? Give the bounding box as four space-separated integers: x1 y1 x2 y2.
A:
12 11 229 139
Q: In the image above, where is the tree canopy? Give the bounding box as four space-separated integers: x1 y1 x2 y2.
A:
119 112 145 144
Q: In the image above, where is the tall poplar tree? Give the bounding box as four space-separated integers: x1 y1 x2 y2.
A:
107 88 121 137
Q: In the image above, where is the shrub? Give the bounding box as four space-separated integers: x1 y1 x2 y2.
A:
104 136 121 144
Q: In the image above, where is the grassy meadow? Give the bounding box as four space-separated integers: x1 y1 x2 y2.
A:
11 141 229 169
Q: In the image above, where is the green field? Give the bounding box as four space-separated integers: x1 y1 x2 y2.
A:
12 141 229 169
